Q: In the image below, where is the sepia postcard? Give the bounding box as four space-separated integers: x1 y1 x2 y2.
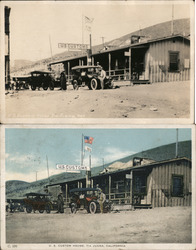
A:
1 125 195 250
1 1 195 124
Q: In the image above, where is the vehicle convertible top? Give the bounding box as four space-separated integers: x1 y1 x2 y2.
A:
25 192 51 197
30 70 53 75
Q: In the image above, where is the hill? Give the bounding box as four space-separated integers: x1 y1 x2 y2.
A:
12 18 190 73
6 140 191 199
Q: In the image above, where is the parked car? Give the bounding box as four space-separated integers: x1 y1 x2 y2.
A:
69 187 113 214
29 70 59 91
71 65 114 90
12 76 30 90
6 198 25 213
23 192 56 213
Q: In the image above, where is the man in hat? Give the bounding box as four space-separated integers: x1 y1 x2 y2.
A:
98 67 106 89
98 189 106 213
57 192 64 213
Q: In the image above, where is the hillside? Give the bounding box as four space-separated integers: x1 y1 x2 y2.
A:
12 18 190 73
6 140 191 199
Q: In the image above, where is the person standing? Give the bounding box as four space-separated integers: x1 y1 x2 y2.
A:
60 72 67 90
57 192 64 213
98 189 106 214
98 67 106 89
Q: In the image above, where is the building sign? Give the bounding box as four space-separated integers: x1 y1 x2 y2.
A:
56 164 89 172
58 43 89 51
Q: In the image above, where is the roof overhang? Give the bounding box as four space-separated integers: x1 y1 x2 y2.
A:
49 35 189 66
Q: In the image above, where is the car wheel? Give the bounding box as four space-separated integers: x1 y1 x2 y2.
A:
108 80 114 89
71 203 77 214
43 84 48 91
89 201 97 214
39 209 44 213
26 205 32 213
49 83 54 90
31 85 36 91
73 80 79 90
45 204 51 213
90 78 98 90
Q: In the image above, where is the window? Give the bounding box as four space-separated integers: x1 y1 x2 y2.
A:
172 175 183 197
169 51 179 72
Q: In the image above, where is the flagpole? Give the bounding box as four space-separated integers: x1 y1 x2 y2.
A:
82 14 84 49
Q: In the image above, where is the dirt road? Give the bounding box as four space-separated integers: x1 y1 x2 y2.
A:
5 81 190 119
6 206 191 244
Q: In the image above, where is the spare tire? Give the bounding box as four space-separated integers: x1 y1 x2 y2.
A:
90 78 98 90
89 201 97 214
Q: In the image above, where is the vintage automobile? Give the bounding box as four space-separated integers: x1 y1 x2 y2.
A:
12 76 30 90
23 192 56 213
69 187 113 214
6 198 25 213
71 65 114 90
28 70 64 91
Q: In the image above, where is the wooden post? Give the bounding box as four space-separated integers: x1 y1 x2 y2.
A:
108 53 111 77
129 48 132 85
68 61 70 83
130 171 133 204
66 183 68 204
109 175 111 200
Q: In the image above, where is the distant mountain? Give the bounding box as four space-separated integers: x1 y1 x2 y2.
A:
6 140 191 199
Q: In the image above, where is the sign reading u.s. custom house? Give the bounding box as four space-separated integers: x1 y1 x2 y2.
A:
56 164 89 172
58 43 89 51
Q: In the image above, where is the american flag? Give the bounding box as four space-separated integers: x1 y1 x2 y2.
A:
84 136 94 144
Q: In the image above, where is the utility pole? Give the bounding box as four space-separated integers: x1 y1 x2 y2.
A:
46 155 50 184
35 171 38 181
101 36 105 48
176 128 179 158
171 4 174 35
102 158 104 170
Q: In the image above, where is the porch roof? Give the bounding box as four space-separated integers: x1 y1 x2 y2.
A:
92 157 191 178
49 35 190 66
46 157 191 187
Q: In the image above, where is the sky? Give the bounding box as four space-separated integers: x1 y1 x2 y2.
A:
5 128 191 182
3 1 192 63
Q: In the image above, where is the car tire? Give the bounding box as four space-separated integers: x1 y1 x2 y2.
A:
89 201 97 214
26 205 32 213
71 203 77 214
39 209 44 213
49 83 54 90
108 80 114 89
90 78 98 90
31 85 36 91
45 204 51 213
43 84 48 91
73 80 79 90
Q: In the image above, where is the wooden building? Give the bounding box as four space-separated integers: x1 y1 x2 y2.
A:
47 157 191 208
50 34 190 84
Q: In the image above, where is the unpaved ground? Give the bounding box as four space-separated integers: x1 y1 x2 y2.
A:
6 207 191 244
5 81 190 119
